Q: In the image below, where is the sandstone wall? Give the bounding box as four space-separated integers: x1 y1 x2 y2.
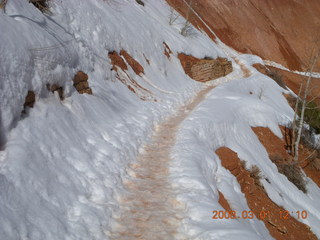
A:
178 54 232 82
167 0 320 71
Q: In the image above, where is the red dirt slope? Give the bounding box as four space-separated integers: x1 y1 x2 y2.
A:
216 147 317 240
167 0 320 71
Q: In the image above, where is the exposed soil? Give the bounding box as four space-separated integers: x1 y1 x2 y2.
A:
252 126 320 188
166 0 320 71
252 127 291 161
108 51 155 101
303 157 320 187
235 58 251 78
216 147 317 240
252 66 320 187
110 85 215 239
269 66 320 103
218 191 232 212
253 63 270 76
47 84 64 100
120 50 144 75
108 51 128 71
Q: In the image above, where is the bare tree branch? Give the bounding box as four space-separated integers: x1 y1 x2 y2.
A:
293 49 320 161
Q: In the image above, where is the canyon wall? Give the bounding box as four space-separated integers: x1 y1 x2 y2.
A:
167 0 320 71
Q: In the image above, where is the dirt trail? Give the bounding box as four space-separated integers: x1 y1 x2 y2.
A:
109 85 215 240
234 58 251 78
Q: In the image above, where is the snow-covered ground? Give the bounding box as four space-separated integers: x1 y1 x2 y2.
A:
171 68 320 239
264 60 320 78
0 0 225 239
1 0 320 239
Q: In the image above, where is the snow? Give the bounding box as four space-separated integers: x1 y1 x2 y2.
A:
0 0 229 239
171 69 320 238
264 60 320 78
1 0 320 239
240 54 264 66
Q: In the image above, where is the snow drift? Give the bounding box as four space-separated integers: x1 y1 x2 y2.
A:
1 0 320 240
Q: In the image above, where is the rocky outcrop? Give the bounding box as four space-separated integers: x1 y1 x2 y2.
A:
109 51 128 71
120 50 144 75
253 126 320 189
23 91 35 108
167 0 320 71
108 50 155 101
73 71 92 95
47 84 64 100
178 53 232 82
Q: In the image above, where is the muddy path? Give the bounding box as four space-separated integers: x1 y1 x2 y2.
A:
109 85 215 240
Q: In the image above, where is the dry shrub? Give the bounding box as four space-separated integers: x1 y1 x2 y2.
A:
181 22 194 37
286 95 297 109
29 0 49 13
270 155 307 193
278 164 307 193
250 165 262 185
240 160 247 169
268 70 287 89
241 161 263 187
270 155 283 164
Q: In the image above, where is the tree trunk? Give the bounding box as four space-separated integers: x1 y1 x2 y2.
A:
291 83 303 156
293 54 318 161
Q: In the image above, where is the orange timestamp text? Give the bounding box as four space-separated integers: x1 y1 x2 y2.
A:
212 210 308 220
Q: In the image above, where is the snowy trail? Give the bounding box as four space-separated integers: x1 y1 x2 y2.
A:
109 85 215 240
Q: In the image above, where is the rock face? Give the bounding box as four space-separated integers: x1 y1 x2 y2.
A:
167 0 320 71
120 50 144 75
23 91 35 108
178 53 232 82
73 71 92 95
108 50 155 101
108 51 128 71
47 84 64 100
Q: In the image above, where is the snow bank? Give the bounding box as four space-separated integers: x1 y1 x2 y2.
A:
2 0 317 239
264 60 320 78
0 0 226 239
